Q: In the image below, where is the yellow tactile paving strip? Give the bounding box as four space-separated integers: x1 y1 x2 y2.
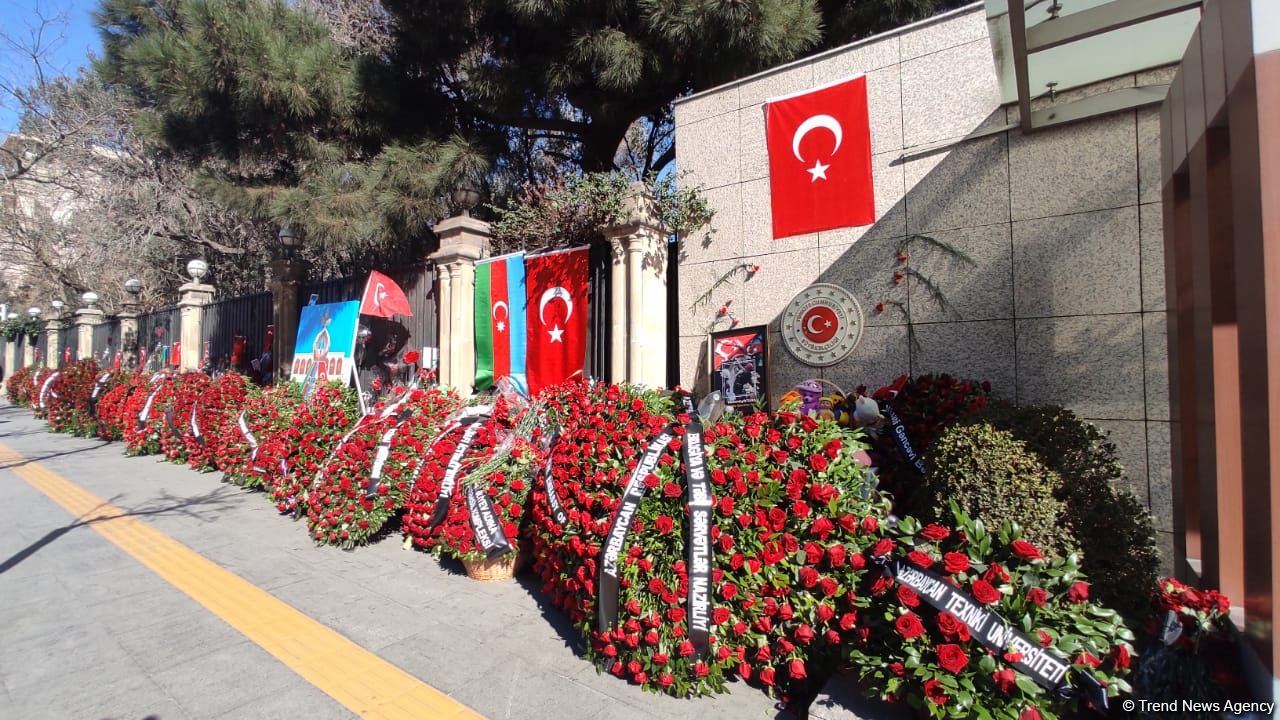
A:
0 443 484 720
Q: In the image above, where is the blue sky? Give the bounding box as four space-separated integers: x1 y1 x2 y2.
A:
0 0 101 133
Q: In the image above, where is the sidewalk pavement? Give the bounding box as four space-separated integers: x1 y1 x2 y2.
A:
0 404 786 720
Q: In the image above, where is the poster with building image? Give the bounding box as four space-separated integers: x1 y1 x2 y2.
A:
708 325 769 412
291 300 360 399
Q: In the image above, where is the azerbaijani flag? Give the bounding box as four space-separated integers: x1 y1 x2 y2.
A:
474 253 528 392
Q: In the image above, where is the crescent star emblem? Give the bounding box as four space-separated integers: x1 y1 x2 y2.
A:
374 283 388 308
805 314 826 335
492 300 509 333
539 287 573 343
791 114 843 182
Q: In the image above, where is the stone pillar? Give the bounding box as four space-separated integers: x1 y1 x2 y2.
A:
603 183 669 388
428 215 490 395
73 308 105 362
118 309 140 369
3 339 16 376
44 319 61 368
178 282 215 371
609 238 627 383
267 259 304 378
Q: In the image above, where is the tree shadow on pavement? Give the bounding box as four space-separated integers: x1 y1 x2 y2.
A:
0 486 242 576
0 441 113 468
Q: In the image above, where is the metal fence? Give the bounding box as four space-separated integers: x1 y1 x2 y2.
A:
586 242 613 383
92 319 119 364
57 324 76 365
137 306 180 369
201 291 273 373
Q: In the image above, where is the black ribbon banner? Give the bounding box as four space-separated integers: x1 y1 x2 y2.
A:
682 417 713 657
190 403 206 447
365 408 415 497
540 431 567 526
465 482 513 559
597 425 678 633
886 558 1109 711
425 418 486 532
882 404 926 475
89 371 111 417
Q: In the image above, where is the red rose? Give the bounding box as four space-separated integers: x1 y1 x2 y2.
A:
871 538 895 557
720 582 738 600
920 523 951 542
993 668 1017 694
923 678 948 705
1075 652 1102 668
794 624 815 644
1111 643 1131 670
907 550 934 569
860 516 879 534
658 672 674 688
971 579 1001 604
1019 709 1043 720
1027 587 1048 607
662 482 682 498
788 658 807 680
1067 581 1090 603
799 566 820 588
654 515 674 534
943 552 970 574
712 607 731 625
827 543 847 567
894 612 925 639
839 613 858 631
896 585 920 608
759 667 776 686
1010 540 1043 561
633 672 648 684
984 562 1011 584
936 643 969 674
934 611 971 642
1037 629 1053 647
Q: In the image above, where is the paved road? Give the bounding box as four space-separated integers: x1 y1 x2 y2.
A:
0 404 783 720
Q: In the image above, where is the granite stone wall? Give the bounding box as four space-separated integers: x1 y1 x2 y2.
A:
673 5 1175 568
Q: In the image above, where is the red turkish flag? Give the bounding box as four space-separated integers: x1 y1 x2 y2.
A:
765 75 874 239
359 270 414 318
525 247 589 397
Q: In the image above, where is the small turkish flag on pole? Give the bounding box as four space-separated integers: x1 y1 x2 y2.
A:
359 270 414 318
765 75 875 239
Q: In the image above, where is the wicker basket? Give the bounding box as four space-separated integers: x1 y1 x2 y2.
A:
463 545 527 579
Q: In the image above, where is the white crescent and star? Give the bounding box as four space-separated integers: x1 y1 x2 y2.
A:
492 300 509 332
791 114 843 183
805 314 831 335
539 286 573 343
374 283 389 308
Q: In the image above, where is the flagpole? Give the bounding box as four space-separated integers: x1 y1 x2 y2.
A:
523 245 591 260
475 250 525 265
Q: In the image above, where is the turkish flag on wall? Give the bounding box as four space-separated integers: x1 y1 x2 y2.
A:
359 270 414 318
525 247 589 397
765 75 874 239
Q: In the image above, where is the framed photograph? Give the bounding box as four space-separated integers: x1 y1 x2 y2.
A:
708 325 770 413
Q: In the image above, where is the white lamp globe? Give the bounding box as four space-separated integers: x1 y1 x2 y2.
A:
186 259 209 283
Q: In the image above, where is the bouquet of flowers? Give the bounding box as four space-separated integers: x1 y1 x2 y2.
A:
848 505 1135 719
45 359 101 435
96 372 148 441
527 379 891 699
264 382 360 514
184 372 252 471
122 371 179 456
214 382 297 488
306 385 461 548
159 373 212 463
5 366 35 406
402 389 541 565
